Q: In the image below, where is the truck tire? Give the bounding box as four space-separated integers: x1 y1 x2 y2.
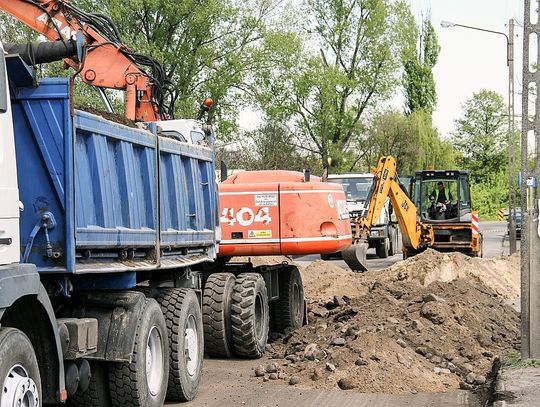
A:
109 299 169 407
154 288 203 402
272 267 304 333
68 362 111 407
203 273 235 358
0 328 41 407
231 273 270 358
376 238 389 258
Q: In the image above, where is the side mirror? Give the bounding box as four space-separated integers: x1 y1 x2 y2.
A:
0 48 7 113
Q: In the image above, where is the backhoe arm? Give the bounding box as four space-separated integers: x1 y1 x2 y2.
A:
0 0 170 121
355 156 433 251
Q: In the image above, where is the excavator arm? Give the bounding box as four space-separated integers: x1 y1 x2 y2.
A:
0 0 172 121
343 156 433 271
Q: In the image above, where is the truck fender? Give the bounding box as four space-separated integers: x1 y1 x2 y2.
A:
67 291 147 362
0 263 67 403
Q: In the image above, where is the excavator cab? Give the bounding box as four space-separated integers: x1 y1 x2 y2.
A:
410 170 481 256
411 170 472 223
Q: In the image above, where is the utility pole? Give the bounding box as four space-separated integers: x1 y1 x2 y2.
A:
440 18 517 253
508 18 517 255
522 0 540 359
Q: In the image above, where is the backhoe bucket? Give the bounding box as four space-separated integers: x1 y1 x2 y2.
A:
341 240 368 272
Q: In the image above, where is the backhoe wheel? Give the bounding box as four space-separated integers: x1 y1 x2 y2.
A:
154 288 204 402
203 273 236 358
273 267 304 333
68 361 111 407
0 328 41 407
376 238 390 259
109 299 169 407
231 273 269 358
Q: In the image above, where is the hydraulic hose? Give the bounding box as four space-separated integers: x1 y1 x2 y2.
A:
3 40 77 65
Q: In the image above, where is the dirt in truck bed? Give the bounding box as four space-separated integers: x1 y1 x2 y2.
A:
254 250 520 394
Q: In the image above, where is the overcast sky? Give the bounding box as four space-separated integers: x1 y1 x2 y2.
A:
408 0 524 137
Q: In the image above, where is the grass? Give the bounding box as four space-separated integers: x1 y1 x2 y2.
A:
503 351 540 369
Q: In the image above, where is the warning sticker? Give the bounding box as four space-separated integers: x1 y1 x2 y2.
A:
248 230 272 238
337 200 349 220
255 193 278 207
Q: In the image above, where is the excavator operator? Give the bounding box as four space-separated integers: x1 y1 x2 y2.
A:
428 182 454 220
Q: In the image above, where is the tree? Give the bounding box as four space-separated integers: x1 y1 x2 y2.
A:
403 19 440 115
452 90 507 178
362 109 455 174
253 0 417 170
218 122 321 172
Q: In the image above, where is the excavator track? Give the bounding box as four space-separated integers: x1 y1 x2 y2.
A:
341 240 368 272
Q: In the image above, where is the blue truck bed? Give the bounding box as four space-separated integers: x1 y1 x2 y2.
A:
12 78 217 282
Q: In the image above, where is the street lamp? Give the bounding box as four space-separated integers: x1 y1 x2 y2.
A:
441 19 517 254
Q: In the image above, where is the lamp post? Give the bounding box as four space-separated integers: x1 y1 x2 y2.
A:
441 19 517 255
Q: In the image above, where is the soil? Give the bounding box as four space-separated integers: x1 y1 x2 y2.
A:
77 106 138 128
253 250 521 394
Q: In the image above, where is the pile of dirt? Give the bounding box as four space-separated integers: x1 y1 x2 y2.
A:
254 251 521 394
299 260 368 300
378 249 520 299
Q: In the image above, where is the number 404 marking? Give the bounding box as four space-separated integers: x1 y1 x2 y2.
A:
220 207 272 226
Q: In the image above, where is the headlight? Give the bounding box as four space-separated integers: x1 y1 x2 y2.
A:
371 230 379 237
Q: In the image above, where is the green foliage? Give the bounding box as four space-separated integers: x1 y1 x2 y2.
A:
403 20 440 115
217 123 321 172
470 173 508 219
361 109 455 175
253 0 417 169
504 351 540 369
452 90 508 179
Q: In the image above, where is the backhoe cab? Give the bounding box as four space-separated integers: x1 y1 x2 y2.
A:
409 170 482 258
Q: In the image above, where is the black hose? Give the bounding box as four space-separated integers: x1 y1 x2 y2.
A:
3 40 77 65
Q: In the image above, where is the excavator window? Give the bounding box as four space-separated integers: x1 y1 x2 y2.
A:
419 179 460 220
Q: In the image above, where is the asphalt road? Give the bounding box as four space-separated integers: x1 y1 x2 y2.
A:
176 221 514 407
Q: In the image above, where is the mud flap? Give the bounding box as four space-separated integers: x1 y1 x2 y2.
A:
341 240 368 272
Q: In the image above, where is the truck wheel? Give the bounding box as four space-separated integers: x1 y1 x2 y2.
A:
109 299 169 407
231 273 269 358
0 328 41 407
376 238 389 259
203 273 235 358
154 288 204 401
68 362 111 407
273 267 304 333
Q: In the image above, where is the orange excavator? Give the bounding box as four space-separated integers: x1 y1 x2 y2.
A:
218 170 353 258
0 0 176 121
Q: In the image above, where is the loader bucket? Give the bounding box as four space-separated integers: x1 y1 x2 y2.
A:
341 240 368 272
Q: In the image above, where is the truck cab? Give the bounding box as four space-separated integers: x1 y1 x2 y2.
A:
328 173 400 258
0 43 19 266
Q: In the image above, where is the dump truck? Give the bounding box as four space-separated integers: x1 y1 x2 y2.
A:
343 156 482 271
0 2 359 405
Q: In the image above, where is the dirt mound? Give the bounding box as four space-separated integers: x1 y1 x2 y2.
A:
252 251 521 394
261 278 519 393
300 260 369 300
378 249 520 299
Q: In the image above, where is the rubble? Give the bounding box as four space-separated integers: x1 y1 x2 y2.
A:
256 250 520 394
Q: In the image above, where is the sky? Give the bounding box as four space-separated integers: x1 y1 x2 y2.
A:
408 0 524 137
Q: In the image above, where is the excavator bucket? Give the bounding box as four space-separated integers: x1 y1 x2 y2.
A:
341 240 368 272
